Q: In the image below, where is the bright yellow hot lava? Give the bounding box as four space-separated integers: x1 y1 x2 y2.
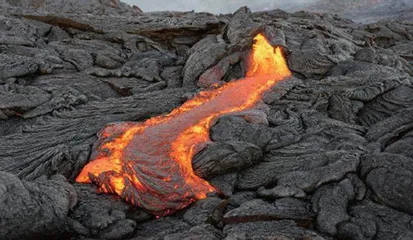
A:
76 34 292 216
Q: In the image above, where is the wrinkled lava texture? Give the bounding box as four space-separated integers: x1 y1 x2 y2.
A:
76 34 292 216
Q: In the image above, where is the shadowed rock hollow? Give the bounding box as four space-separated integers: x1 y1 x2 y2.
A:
0 1 412 239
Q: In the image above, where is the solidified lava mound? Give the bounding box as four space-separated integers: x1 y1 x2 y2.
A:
0 2 413 240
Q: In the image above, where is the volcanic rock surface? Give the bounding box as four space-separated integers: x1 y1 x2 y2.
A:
0 1 413 240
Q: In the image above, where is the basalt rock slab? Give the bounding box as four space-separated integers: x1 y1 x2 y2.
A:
68 184 147 239
0 83 50 115
0 53 39 80
274 151 360 192
2 0 140 15
48 39 128 72
124 12 225 48
258 185 307 199
210 116 276 149
88 55 168 82
182 35 227 86
225 6 261 46
289 51 336 78
385 131 413 159
223 198 315 226
32 73 119 100
193 141 262 179
0 172 77 240
358 84 413 126
131 217 191 240
198 52 245 88
102 77 166 96
360 153 413 215
354 47 412 75
182 197 227 227
209 173 238 197
228 191 257 209
337 201 413 240
223 220 325 240
0 14 51 45
21 85 88 119
365 108 413 150
161 66 183 88
311 175 366 236
237 150 361 190
163 224 223 240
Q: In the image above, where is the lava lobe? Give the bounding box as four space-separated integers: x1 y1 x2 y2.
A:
76 34 292 216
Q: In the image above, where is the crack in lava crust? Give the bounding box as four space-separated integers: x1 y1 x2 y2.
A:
76 34 292 216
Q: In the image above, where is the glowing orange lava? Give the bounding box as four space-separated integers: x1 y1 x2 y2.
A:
76 34 292 216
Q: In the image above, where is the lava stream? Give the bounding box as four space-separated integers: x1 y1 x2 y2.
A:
76 34 292 216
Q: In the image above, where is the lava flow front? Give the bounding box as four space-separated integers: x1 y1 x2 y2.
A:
76 34 292 216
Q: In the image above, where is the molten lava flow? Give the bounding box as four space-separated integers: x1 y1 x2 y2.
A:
76 34 292 216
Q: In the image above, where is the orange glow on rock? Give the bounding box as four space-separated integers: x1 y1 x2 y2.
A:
76 34 292 216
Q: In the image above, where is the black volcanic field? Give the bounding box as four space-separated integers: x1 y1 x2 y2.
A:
0 0 413 239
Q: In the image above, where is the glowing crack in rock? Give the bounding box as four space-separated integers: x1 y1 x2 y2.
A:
76 34 292 216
